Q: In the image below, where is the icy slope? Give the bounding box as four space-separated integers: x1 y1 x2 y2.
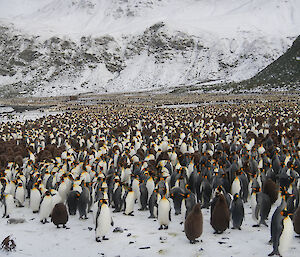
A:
0 0 299 96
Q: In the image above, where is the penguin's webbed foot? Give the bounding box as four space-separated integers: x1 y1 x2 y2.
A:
56 225 60 228
158 225 163 230
164 225 168 230
190 239 199 244
148 215 155 219
268 250 281 257
213 231 223 234
102 236 109 240
96 237 101 242
252 224 260 228
260 221 268 227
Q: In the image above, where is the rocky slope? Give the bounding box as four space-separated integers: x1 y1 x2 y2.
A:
244 35 300 90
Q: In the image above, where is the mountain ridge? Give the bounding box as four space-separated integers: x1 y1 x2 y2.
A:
0 0 299 97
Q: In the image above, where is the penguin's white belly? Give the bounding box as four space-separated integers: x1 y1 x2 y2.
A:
15 188 25 205
5 194 15 216
30 189 41 212
39 197 53 220
92 202 98 223
146 180 155 201
4 184 12 195
96 206 111 237
231 179 241 196
51 194 63 209
132 180 140 201
125 192 135 214
278 217 293 255
250 194 258 222
158 200 170 225
58 185 68 202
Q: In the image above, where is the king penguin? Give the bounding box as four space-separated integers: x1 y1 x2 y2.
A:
251 186 271 227
95 199 114 242
39 190 53 224
30 183 42 213
67 190 80 215
158 195 171 230
78 183 90 219
184 203 203 244
15 182 25 207
148 189 161 219
268 208 294 257
210 191 230 234
51 203 68 228
124 187 135 216
230 193 244 230
1 194 14 218
293 205 300 236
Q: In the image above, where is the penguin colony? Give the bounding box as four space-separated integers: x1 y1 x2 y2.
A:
0 99 300 256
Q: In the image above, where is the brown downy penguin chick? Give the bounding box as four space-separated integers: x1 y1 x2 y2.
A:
184 203 203 244
210 192 230 234
263 178 279 205
294 205 300 236
51 203 69 228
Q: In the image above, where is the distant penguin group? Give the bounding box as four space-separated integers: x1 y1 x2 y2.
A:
0 98 299 256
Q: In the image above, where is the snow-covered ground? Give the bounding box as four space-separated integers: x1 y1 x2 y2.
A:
1 198 300 257
0 107 62 123
0 0 299 39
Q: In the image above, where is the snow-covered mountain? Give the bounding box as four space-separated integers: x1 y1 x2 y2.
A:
0 0 299 97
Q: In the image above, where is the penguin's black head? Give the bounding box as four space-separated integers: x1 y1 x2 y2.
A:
252 187 260 193
0 178 6 185
45 191 51 196
100 199 108 204
185 184 192 191
280 208 292 218
216 185 224 194
233 193 239 200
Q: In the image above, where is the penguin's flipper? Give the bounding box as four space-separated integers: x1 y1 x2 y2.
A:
3 202 7 218
95 208 101 229
169 209 171 222
259 219 268 227
255 204 260 221
111 217 114 227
